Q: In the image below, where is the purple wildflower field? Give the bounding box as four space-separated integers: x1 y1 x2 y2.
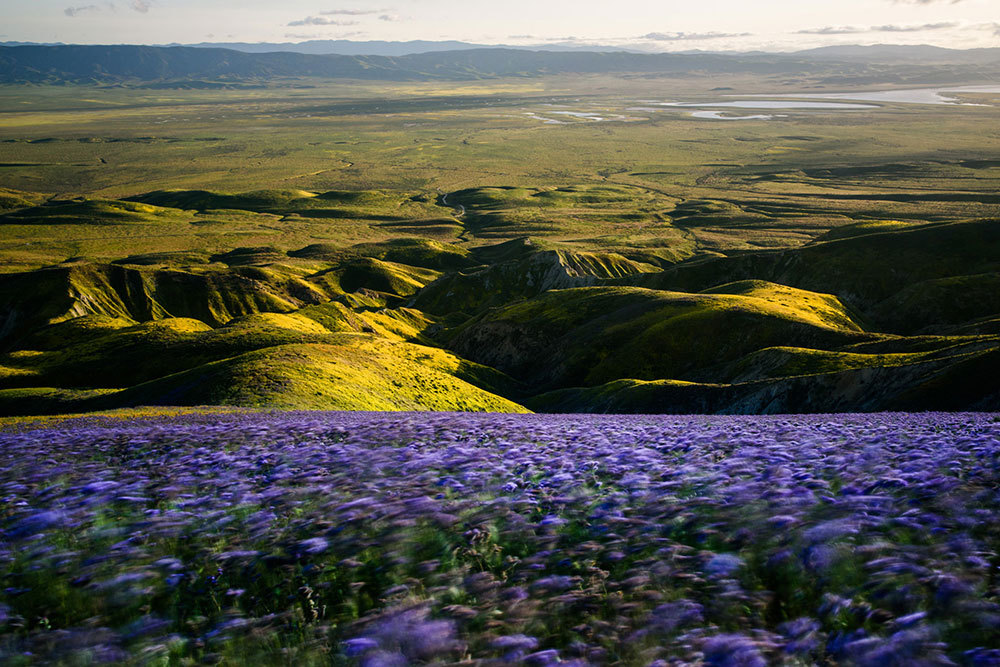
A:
2 411 1000 665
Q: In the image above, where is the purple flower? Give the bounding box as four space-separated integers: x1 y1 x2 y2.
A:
524 649 561 665
492 634 540 651
780 617 822 654
705 553 744 577
298 537 329 554
360 651 408 667
702 634 767 667
531 575 576 592
344 638 379 657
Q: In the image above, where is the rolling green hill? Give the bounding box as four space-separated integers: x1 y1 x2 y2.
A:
529 345 1000 414
626 219 1000 332
2 65 1000 415
1 180 999 414
446 283 871 391
0 336 527 416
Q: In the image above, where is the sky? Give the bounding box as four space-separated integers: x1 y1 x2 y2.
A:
2 0 999 51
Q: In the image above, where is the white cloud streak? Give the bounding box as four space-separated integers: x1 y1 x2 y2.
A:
288 17 360 26
799 22 959 35
64 1 151 17
641 31 752 41
320 8 388 15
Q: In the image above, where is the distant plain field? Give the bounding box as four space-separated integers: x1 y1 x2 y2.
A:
1 75 999 269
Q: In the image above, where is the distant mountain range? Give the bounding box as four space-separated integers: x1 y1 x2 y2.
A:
0 39 641 56
4 40 1000 60
165 40 643 56
0 43 998 85
795 44 1000 64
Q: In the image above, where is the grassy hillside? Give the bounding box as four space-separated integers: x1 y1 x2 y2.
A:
0 334 527 415
103 338 527 413
414 239 660 316
627 220 1000 332
447 284 871 391
530 344 1000 414
1 75 1000 414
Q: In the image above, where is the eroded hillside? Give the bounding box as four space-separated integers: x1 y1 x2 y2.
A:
1 182 998 414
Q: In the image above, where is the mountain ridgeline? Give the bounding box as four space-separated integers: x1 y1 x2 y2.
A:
1 184 999 415
2 44 1000 84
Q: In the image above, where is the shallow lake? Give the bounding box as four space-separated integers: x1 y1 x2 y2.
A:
733 85 1000 106
689 111 778 120
659 101 879 110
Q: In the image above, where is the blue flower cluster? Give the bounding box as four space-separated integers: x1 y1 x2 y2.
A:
1 412 998 664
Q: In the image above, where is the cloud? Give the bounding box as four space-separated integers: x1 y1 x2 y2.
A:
872 22 957 32
797 26 866 35
284 31 366 40
641 31 752 41
64 4 103 16
798 22 958 35
289 8 391 26
320 8 386 15
288 16 360 26
64 1 151 16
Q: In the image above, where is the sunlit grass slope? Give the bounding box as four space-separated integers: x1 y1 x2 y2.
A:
130 188 443 221
0 188 465 274
0 263 328 346
0 334 527 415
0 257 449 349
290 237 476 271
450 184 679 238
629 220 1000 332
447 284 871 391
0 300 443 390
103 338 527 413
1 197 189 225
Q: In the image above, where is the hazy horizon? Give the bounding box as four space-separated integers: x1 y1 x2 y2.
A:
3 0 998 53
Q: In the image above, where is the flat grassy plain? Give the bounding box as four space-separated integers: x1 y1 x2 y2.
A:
2 76 1000 264
2 74 1000 413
